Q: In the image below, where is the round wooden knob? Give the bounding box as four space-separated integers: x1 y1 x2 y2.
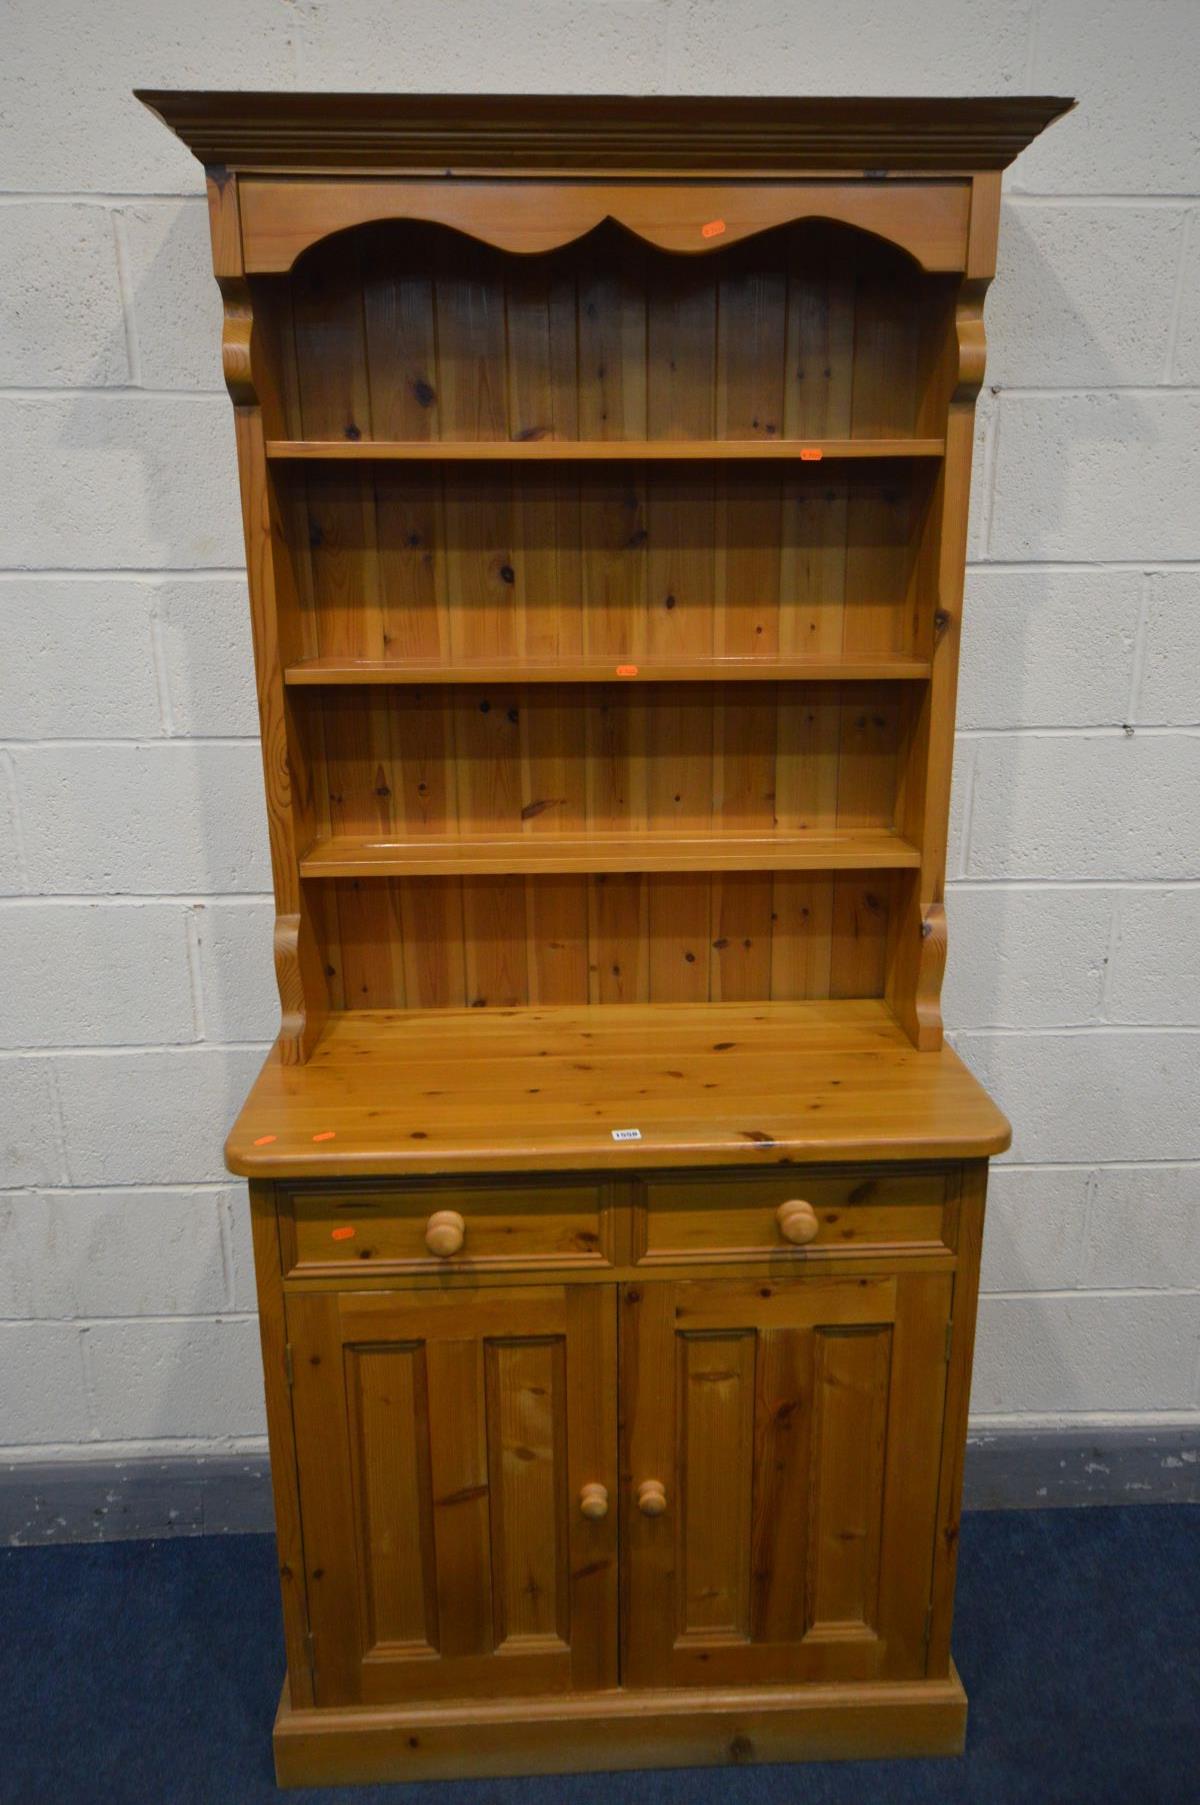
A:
776 1199 819 1246
637 1479 668 1517
579 1482 609 1521
424 1209 466 1258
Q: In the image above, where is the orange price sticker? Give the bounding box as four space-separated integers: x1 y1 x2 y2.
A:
312 1130 336 1143
252 1134 277 1147
701 218 726 239
331 1225 356 1242
616 664 639 677
799 448 823 462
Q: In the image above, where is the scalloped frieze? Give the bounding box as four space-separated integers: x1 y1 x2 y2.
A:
238 177 971 274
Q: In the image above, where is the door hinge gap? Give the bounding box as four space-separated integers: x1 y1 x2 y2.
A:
284 1343 294 1387
944 1319 953 1363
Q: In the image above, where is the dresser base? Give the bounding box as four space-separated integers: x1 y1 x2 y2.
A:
273 1667 968 1786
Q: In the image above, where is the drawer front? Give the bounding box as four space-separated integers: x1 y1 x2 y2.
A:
281 1179 613 1277
635 1167 953 1264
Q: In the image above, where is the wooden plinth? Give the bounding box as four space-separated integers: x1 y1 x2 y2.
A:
273 1668 969 1787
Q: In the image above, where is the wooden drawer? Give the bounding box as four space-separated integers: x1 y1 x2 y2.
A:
633 1167 954 1265
280 1178 614 1277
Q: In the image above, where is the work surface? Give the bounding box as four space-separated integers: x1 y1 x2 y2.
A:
226 1001 1010 1178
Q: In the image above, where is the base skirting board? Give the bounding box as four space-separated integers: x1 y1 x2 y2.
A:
963 1426 1200 1510
1 1455 273 1545
2 1428 1197 1546
271 1671 969 1784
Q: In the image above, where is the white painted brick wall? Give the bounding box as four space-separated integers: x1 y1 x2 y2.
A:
156 580 259 737
1083 1168 1200 1290
1174 222 1200 381
1012 0 1200 195
82 1318 267 1441
116 203 226 392
1137 572 1200 724
11 744 271 895
0 1325 92 1444
974 1293 1200 1414
53 1048 267 1188
0 396 244 570
985 203 1187 390
0 903 196 1046
989 392 1200 563
965 735 1200 880
0 205 130 386
0 1189 230 1318
192 902 280 1044
1 1 1197 1466
1106 890 1200 1025
954 1031 1200 1167
978 1167 1090 1294
944 887 1112 1028
958 570 1140 729
0 582 163 739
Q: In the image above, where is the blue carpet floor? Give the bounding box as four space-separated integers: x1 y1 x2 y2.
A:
1 1506 1197 1804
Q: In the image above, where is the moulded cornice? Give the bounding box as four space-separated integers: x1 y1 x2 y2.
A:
135 91 1075 177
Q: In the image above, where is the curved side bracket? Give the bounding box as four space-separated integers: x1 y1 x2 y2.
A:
952 280 989 406
213 214 327 1062
219 280 256 407
273 913 321 1056
914 903 948 1048
888 268 992 1053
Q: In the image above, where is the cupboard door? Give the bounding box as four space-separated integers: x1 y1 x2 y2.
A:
288 1284 617 1706
621 1273 950 1688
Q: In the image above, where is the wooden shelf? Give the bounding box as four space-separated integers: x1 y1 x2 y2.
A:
224 1000 1012 1177
299 829 921 879
267 437 945 463
284 655 933 687
188 134 1022 1054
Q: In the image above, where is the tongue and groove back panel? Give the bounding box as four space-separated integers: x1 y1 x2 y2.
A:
310 873 895 1011
284 461 936 668
304 671 906 1009
268 219 953 444
250 216 955 1020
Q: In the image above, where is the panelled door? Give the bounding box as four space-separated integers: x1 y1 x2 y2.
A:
287 1284 617 1706
621 1272 951 1688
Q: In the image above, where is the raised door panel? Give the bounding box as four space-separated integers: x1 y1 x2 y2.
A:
288 1284 616 1706
621 1272 950 1688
